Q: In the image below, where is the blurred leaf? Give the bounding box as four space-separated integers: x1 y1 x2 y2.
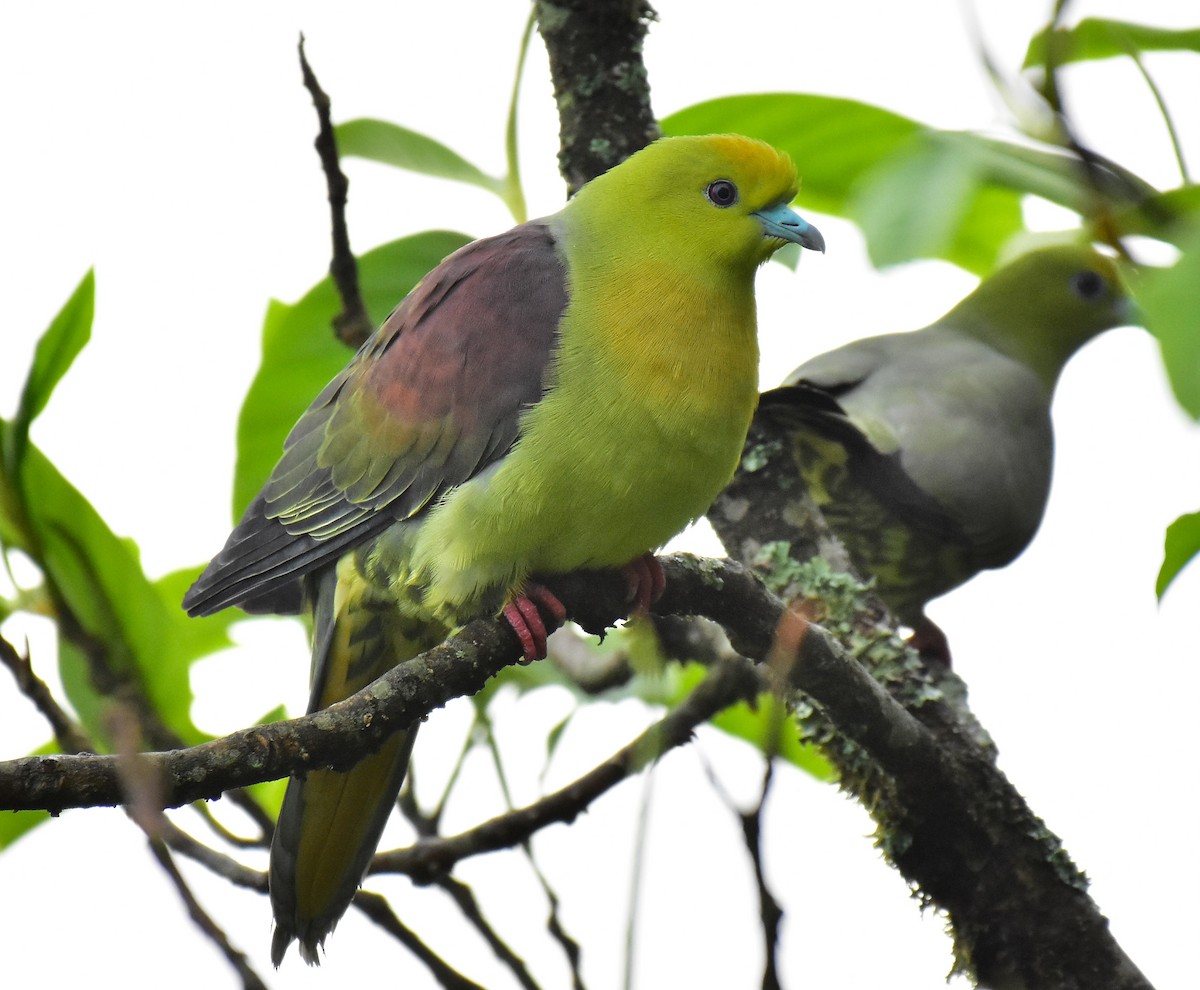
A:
233 231 471 517
1 273 96 553
18 442 205 747
247 777 288 821
663 94 922 218
962 133 1156 213
154 566 237 663
7 270 94 471
499 8 537 223
1140 229 1200 418
1158 511 1200 599
0 742 56 849
1024 20 1200 69
668 663 833 781
0 809 50 850
1114 185 1200 243
851 134 1020 272
336 119 506 199
543 710 575 768
772 242 802 271
664 93 1160 272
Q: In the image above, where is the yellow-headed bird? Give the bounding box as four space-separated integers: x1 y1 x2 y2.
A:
757 245 1131 663
183 134 824 964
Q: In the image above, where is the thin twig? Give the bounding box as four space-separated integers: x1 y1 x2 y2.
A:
701 755 784 990
145 837 268 990
297 34 372 348
1126 45 1189 184
435 876 543 990
745 763 784 990
188 796 271 849
0 632 92 754
373 653 762 883
620 769 654 990
353 890 488 990
162 816 268 892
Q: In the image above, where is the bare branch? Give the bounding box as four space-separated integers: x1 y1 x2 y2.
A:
434 876 543 990
298 34 373 348
374 653 760 883
353 890 488 990
709 419 1154 990
534 0 661 192
0 632 92 754
144 837 268 990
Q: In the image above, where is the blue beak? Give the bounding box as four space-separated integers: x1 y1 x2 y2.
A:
753 201 825 253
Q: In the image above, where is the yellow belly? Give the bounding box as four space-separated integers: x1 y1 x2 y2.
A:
407 276 760 620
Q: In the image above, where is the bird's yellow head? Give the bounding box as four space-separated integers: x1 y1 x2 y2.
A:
564 134 824 273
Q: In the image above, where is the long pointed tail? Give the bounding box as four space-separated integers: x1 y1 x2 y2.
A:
269 563 435 965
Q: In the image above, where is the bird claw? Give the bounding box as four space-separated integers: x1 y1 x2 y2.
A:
502 584 567 662
907 617 952 669
621 553 666 615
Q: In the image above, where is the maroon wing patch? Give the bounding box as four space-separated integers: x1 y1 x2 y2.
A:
183 220 569 616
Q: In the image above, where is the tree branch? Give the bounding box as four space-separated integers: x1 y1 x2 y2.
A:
144 836 268 990
0 631 92 754
708 418 1154 990
353 890 487 990
534 0 661 192
372 654 761 883
298 34 373 348
0 548 1152 987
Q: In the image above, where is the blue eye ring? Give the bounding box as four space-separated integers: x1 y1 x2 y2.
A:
705 179 738 208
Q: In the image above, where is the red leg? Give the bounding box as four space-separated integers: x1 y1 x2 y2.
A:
502 584 567 662
620 552 666 614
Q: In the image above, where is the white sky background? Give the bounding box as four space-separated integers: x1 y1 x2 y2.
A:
1 2 1198 988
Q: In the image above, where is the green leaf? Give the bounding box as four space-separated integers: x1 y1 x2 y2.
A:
154 566 236 663
15 271 94 424
336 119 506 199
500 8 538 223
663 94 1023 272
233 230 472 517
18 442 205 746
1024 19 1200 69
1113 185 1200 244
1158 511 1200 599
668 663 833 781
851 134 1015 272
664 93 1161 272
1140 228 1200 418
0 809 50 850
663 93 923 218
0 742 56 850
10 271 94 459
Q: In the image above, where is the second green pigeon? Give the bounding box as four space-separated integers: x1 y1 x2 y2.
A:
757 245 1133 662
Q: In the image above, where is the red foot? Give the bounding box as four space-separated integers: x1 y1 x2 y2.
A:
907 617 952 669
502 584 567 662
621 553 666 615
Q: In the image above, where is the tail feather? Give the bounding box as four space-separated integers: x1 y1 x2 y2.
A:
270 728 417 965
269 559 437 966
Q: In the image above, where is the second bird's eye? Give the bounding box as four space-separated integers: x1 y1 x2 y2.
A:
705 179 738 207
1069 270 1106 301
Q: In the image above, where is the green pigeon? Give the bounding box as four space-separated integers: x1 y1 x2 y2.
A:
183 135 823 964
757 245 1133 662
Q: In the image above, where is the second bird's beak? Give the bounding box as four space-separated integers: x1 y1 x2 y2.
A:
753 202 825 253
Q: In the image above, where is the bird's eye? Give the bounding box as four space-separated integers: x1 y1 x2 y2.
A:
705 179 739 208
1070 270 1106 301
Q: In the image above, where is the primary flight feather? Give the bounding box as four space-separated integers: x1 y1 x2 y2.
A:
757 244 1132 663
183 134 823 964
